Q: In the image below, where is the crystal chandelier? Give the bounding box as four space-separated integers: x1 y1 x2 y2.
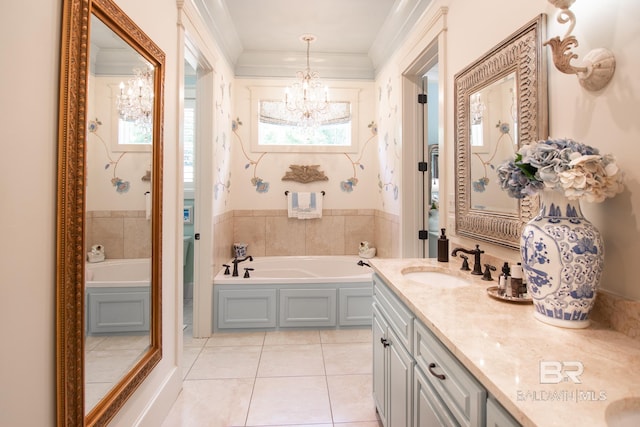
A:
284 34 329 129
116 63 154 128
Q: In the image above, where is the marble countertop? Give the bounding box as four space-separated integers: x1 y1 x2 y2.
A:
369 258 640 426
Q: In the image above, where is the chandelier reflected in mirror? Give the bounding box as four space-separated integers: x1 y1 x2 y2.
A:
284 34 330 129
116 63 154 129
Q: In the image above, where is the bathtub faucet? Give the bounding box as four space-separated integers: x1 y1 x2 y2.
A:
451 244 484 275
232 255 253 277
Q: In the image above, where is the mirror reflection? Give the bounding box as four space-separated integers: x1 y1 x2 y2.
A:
84 14 153 414
468 73 519 214
454 15 547 249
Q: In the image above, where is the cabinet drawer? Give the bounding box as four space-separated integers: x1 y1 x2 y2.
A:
414 365 459 427
414 320 486 427
373 274 414 352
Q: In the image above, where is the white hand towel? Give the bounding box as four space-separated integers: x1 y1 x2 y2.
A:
297 192 311 209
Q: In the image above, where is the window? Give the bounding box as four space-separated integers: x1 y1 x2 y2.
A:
249 86 361 153
183 98 195 185
258 100 351 147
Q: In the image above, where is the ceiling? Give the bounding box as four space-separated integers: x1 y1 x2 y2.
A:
192 0 433 79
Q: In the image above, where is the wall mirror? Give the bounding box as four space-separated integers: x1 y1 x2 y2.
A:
56 0 164 425
454 15 547 249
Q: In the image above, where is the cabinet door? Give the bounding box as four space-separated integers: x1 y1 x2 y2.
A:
217 288 277 329
388 327 414 427
339 286 373 326
487 396 520 427
279 288 336 327
414 366 459 427
372 304 388 426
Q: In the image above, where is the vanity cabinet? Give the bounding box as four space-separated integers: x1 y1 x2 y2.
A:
487 396 520 427
372 273 519 427
373 294 414 426
414 318 485 426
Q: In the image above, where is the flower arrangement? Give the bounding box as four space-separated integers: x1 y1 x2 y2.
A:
496 138 623 203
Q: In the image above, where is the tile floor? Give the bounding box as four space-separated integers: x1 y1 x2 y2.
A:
162 299 381 427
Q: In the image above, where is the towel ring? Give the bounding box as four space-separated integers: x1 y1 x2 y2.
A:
285 190 325 196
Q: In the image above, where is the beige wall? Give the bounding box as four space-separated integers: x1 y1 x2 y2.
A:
2 0 640 426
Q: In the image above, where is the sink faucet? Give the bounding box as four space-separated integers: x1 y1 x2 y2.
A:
451 244 484 275
232 255 253 277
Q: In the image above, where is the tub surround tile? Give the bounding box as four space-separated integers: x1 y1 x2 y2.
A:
265 216 306 256
306 215 346 255
227 208 386 257
233 216 266 257
370 258 640 427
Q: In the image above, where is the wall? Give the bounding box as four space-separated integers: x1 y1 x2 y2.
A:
0 0 182 425
376 0 640 301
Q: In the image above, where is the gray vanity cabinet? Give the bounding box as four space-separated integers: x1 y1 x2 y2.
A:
487 396 520 427
372 273 520 427
373 274 415 426
373 303 414 427
414 318 486 427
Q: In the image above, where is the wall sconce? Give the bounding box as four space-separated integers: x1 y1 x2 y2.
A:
544 0 615 91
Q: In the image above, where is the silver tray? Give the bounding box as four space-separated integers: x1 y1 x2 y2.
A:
486 286 532 304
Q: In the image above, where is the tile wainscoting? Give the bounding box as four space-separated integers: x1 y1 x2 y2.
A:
86 210 151 259
212 209 399 275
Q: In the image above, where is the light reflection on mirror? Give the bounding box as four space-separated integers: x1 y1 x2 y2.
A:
468 73 519 214
85 14 153 415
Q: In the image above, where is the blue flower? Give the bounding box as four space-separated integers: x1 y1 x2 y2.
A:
573 238 598 255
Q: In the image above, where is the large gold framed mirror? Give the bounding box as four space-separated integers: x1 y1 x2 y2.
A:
57 0 164 425
454 15 547 249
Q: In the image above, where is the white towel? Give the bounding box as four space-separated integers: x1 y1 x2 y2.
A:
145 191 151 220
287 192 323 219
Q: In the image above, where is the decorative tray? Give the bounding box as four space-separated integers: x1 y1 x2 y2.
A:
486 286 532 304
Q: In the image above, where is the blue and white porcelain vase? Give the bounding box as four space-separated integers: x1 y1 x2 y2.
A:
521 189 604 328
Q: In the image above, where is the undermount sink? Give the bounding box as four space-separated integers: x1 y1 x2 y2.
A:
401 269 471 289
606 398 640 427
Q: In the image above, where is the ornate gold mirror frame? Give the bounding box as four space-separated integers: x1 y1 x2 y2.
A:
454 15 548 249
56 0 164 425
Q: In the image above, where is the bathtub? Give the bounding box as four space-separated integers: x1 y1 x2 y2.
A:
213 255 372 285
85 258 151 335
85 258 151 287
213 256 373 331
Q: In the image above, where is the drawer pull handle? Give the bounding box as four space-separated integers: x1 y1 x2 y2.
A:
380 337 390 347
428 363 446 380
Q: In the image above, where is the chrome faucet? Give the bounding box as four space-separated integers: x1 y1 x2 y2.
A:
451 244 484 275
232 255 253 277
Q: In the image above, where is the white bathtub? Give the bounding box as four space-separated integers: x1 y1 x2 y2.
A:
85 258 151 335
213 255 372 285
85 258 151 288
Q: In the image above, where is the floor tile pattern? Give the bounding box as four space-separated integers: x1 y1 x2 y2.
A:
162 316 381 427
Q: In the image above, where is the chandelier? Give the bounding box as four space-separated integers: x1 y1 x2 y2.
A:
284 34 329 129
116 63 154 129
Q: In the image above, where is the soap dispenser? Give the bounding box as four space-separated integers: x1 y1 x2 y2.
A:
437 228 449 262
499 262 511 296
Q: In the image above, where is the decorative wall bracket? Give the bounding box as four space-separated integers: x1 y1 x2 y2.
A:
282 165 328 183
545 0 615 91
